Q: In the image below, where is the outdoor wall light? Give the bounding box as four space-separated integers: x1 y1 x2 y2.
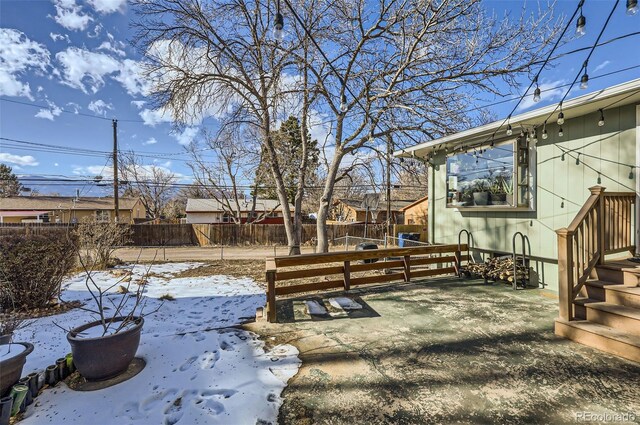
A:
628 0 639 15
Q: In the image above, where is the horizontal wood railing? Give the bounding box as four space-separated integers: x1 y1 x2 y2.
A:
556 187 635 321
265 244 467 322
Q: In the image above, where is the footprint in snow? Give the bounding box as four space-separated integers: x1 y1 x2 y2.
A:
141 389 178 412
199 351 220 369
179 356 198 372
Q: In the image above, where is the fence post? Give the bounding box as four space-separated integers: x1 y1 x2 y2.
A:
556 228 574 321
346 233 349 251
266 270 277 323
454 250 461 276
343 261 351 291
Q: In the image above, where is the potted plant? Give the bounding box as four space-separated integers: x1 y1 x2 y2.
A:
472 180 490 206
502 178 514 206
62 220 157 382
0 341 34 397
489 177 507 205
0 317 27 345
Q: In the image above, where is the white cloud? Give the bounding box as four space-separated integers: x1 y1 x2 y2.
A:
173 127 199 146
54 163 59 167
56 47 120 93
0 29 50 99
594 60 611 73
72 165 110 176
0 153 39 166
87 23 102 38
143 137 158 146
88 99 113 116
113 59 150 95
87 0 127 14
35 100 63 121
49 32 71 43
51 0 93 31
517 80 565 111
66 102 81 113
140 108 173 126
131 100 145 109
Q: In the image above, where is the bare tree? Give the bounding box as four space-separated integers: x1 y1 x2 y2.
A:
293 0 560 252
132 0 319 254
119 151 177 219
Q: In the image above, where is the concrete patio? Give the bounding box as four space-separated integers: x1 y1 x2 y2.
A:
246 276 640 424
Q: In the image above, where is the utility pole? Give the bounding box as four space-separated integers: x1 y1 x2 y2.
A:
386 135 392 239
113 119 120 222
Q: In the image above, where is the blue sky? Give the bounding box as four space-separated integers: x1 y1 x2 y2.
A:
0 0 639 196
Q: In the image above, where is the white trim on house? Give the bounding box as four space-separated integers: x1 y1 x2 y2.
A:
635 104 640 255
395 78 640 158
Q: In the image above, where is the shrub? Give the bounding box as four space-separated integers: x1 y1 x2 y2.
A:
0 233 76 311
74 218 131 269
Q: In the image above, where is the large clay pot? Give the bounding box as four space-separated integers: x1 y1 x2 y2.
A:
0 343 34 397
67 317 143 381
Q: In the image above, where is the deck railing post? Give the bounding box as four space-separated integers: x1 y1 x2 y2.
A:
589 186 606 264
403 255 411 282
556 228 574 321
266 270 277 323
454 250 461 276
343 261 351 291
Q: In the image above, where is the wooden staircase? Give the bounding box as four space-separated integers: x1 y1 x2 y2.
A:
554 187 640 363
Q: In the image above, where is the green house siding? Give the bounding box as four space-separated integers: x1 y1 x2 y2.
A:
428 103 638 291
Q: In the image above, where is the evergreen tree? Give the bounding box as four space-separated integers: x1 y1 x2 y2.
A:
255 116 319 205
0 164 23 197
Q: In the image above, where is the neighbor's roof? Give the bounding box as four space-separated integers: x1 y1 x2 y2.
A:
336 198 416 212
186 198 293 213
0 196 141 211
395 78 640 158
400 195 429 211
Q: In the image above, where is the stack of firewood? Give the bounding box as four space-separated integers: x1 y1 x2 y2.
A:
464 257 529 283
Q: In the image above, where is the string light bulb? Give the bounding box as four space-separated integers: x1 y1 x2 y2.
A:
339 94 348 113
559 127 564 137
561 152 565 161
273 1 284 43
580 64 589 89
561 198 565 208
576 9 586 37
627 0 639 15
506 116 513 136
533 80 541 102
597 173 602 185
532 129 538 143
542 122 548 140
557 103 565 125
598 109 605 127
630 166 635 179
576 153 580 166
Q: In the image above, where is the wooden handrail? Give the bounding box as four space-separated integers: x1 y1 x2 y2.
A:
264 244 466 322
556 186 636 321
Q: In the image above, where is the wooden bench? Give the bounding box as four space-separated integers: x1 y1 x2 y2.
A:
264 244 467 322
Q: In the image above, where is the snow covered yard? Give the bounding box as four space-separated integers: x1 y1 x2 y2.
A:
13 262 300 425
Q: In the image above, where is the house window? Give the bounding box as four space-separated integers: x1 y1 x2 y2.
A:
96 210 110 222
445 139 533 209
222 213 231 223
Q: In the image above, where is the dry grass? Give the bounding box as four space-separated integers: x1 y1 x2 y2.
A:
171 260 266 286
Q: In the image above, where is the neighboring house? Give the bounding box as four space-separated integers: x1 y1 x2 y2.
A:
396 78 640 291
332 198 415 224
185 198 294 224
0 196 145 224
401 195 428 225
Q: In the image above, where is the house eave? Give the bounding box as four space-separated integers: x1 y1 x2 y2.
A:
394 78 640 158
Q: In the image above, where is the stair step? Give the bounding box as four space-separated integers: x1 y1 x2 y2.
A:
605 285 640 309
555 318 640 363
584 302 640 336
592 265 640 287
585 279 621 288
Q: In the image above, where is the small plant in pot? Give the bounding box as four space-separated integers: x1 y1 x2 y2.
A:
489 177 507 205
472 179 490 206
0 316 34 398
60 222 159 382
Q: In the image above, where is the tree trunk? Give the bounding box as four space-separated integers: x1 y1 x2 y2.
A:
316 150 343 253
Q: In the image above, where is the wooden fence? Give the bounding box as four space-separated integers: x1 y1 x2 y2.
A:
0 223 427 247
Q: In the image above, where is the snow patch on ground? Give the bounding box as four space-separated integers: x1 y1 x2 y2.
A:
328 297 363 310
304 300 327 315
13 262 300 425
